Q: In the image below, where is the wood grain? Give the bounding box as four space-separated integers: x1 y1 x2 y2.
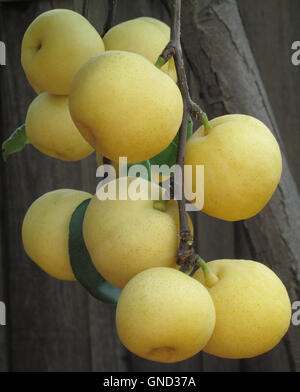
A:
238 0 300 189
181 0 300 371
0 0 126 372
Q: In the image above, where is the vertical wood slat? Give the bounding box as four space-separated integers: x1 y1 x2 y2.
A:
0 0 127 372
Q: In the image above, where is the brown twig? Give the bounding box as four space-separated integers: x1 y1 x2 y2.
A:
157 0 208 270
102 0 118 35
156 2 204 122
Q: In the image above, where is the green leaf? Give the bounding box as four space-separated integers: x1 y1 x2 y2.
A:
2 124 30 162
149 115 193 169
69 198 121 304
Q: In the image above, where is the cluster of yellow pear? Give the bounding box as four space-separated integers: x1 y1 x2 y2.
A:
21 9 282 222
22 179 291 363
117 263 291 362
22 10 181 163
20 9 290 363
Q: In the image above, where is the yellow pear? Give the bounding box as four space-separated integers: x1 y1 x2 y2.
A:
103 17 177 82
22 189 92 280
69 51 183 163
83 177 192 288
25 92 94 161
194 259 291 359
185 114 282 221
21 9 105 95
116 267 216 363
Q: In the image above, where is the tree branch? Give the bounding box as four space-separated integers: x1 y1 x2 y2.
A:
156 1 206 123
158 0 206 270
102 0 118 35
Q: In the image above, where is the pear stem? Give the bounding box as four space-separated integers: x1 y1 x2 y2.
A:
155 56 168 68
182 266 194 276
196 256 219 287
202 113 212 135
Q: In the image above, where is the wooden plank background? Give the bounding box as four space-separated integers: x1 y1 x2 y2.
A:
0 0 299 371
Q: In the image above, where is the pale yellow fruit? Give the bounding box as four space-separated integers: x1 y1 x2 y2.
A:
69 51 183 163
83 177 192 288
103 17 177 82
116 267 216 363
194 259 291 359
185 114 282 221
21 9 105 95
22 189 92 280
25 92 94 161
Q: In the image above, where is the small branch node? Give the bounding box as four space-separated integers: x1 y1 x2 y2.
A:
155 41 176 68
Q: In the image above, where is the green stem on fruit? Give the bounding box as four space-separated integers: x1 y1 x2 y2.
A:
196 256 219 287
155 56 166 68
201 113 212 135
181 266 194 276
153 200 168 212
